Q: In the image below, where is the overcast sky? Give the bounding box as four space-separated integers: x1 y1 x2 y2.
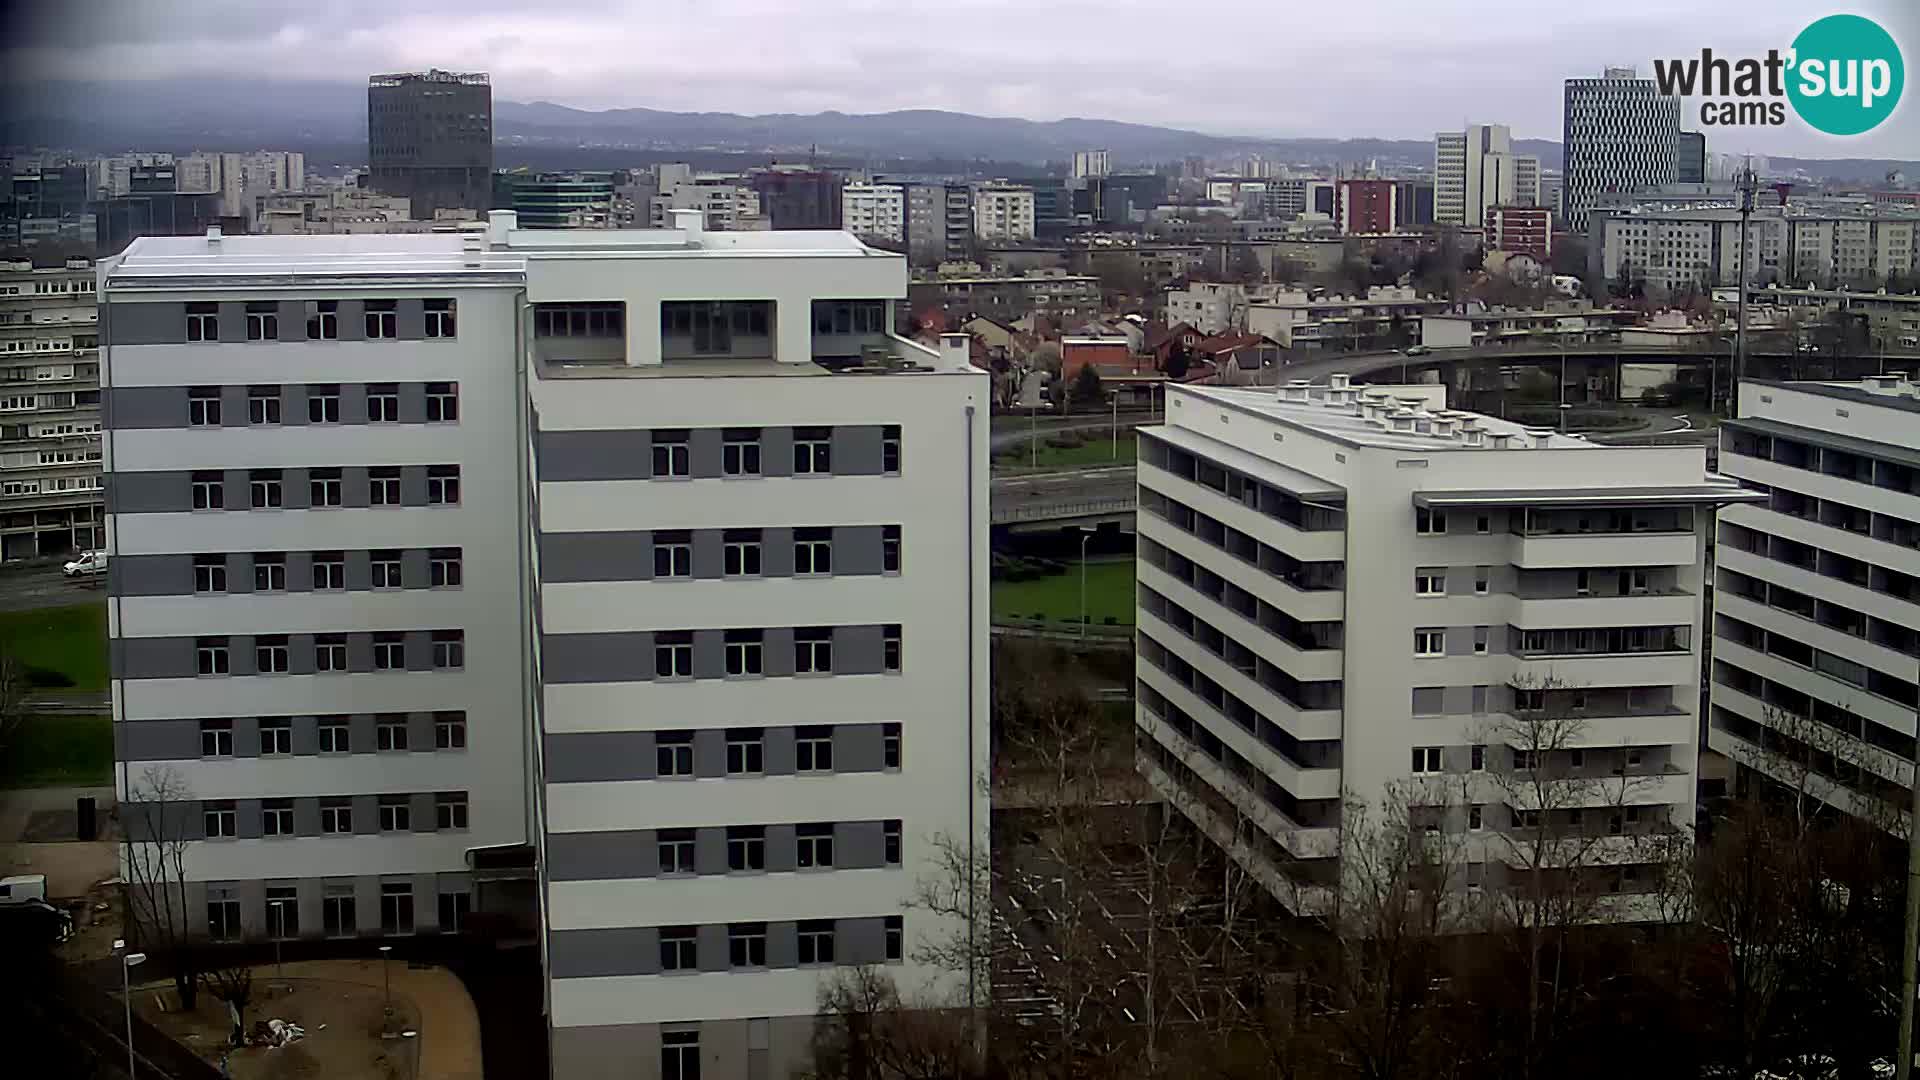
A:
7 0 1917 159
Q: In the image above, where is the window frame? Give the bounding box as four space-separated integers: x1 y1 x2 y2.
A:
318 717 350 753
726 729 764 775
187 387 222 426
654 633 693 679
722 429 762 477
795 727 834 773
426 465 460 505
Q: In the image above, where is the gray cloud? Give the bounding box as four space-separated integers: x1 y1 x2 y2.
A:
6 0 1917 158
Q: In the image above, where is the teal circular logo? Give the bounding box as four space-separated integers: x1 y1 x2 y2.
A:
1788 14 1904 135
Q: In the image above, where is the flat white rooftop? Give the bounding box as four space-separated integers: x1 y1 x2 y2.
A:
1183 384 1591 453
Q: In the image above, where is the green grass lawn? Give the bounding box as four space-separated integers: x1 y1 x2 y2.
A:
0 715 112 788
991 558 1136 627
0 603 109 692
997 433 1137 470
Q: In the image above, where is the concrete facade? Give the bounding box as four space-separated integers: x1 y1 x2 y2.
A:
0 257 104 559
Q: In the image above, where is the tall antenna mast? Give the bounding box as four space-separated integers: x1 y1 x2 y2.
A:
1732 156 1757 418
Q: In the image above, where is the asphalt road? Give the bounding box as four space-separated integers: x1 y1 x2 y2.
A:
0 562 105 612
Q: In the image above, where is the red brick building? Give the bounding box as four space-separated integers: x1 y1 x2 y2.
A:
1487 205 1553 259
1337 179 1398 236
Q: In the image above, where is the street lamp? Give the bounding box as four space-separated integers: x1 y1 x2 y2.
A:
1077 526 1095 641
115 938 146 1080
1110 392 1120 460
379 944 394 1034
267 899 287 996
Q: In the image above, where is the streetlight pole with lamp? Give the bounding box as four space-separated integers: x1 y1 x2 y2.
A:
379 943 395 1036
1077 526 1094 640
114 939 147 1080
1110 392 1120 460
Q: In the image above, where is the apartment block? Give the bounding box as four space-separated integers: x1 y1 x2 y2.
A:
1 257 103 559
971 184 1036 243
1434 124 1537 228
104 212 989 1080
1710 377 1920 824
1135 377 1756 916
840 183 906 244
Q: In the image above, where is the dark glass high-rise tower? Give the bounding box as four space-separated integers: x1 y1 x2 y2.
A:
368 70 493 220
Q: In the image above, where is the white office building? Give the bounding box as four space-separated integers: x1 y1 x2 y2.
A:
1562 68 1680 233
1710 377 1920 825
840 183 907 244
0 257 104 560
1073 150 1112 179
1434 124 1538 228
971 184 1036 243
104 212 990 1080
1134 377 1755 917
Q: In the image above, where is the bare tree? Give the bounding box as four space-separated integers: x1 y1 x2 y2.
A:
808 967 988 1080
122 764 200 1008
199 953 255 1046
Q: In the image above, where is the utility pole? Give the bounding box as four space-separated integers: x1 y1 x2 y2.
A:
1732 160 1757 420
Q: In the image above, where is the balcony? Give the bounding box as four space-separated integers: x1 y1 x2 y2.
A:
1138 664 1342 799
1490 708 1694 749
1511 531 1697 569
1511 591 1696 629
1137 743 1339 891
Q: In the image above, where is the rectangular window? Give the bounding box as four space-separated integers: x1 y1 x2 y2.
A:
796 726 834 772
435 792 468 830
654 631 693 679
427 465 460 505
323 886 355 937
1475 514 1491 534
364 301 398 339
723 530 762 577
207 897 241 940
307 301 339 340
430 548 463 588
883 624 902 673
249 469 283 509
371 549 402 589
245 303 278 342
1575 569 1591 596
312 551 345 590
378 797 411 832
797 822 835 869
196 636 230 676
796 628 833 674
652 430 690 478
1469 805 1484 831
185 303 218 343
794 427 832 474
882 425 901 475
884 915 904 962
424 299 456 339
1627 569 1650 594
1415 572 1446 596
307 384 340 423
366 383 399 422
727 825 767 872
1416 507 1446 535
188 387 221 426
660 927 697 971
320 798 352 833
432 631 465 670
1471 744 1486 771
1413 629 1445 657
307 633 348 675
1411 746 1442 774
723 428 761 476
204 801 237 838
1473 627 1489 656
438 891 471 933
1475 566 1490 595
662 1031 700 1080
727 729 764 775
729 923 768 968
797 920 836 965
882 723 903 770
258 716 292 754
424 381 458 422
380 882 414 933
882 526 901 574
1513 749 1540 771
307 468 342 507
884 819 902 865
658 829 696 875
373 633 405 670
725 629 763 677
794 528 833 575
247 386 281 425
191 471 224 509
369 467 401 505
193 553 227 594
200 719 233 757
318 717 349 753
654 531 692 578
435 713 467 750
262 799 294 837
656 731 694 777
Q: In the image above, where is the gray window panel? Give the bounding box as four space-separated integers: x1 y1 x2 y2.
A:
694 827 728 875
541 632 653 684
225 553 253 594
400 466 429 506
688 428 724 479
436 872 473 894
342 550 372 591
280 468 311 510
691 630 726 680
281 384 308 426
697 924 730 973
833 426 885 475
760 528 795 576
334 300 366 342
235 799 264 840
338 384 369 424
836 724 886 772
407 713 436 752
124 799 204 843
763 726 797 775
111 554 191 597
115 719 199 761
103 386 187 429
284 552 312 593
839 917 886 965
396 299 427 341
404 631 434 673
540 532 652 583
348 713 377 752
1488 626 1510 654
760 427 794 477
550 927 658 978
1473 685 1490 713
293 798 322 837
1442 686 1477 715
1445 630 1476 658
290 715 320 755
834 527 884 575
114 637 196 680
398 381 428 422
231 717 260 758
764 824 797 873
690 530 724 579
287 635 316 676
277 301 306 340
836 821 886 869
351 795 380 835
537 430 653 482
765 921 799 968
1447 571 1477 597
546 830 655 881
234 881 268 937
834 625 886 675
693 730 725 779
104 302 186 345
219 385 249 428
763 628 796 678
1411 687 1445 715
545 732 657 783
347 635 376 673
216 302 248 343
401 549 431 589
222 470 250 512
340 467 370 508
410 792 438 832
353 879 381 935
105 471 190 515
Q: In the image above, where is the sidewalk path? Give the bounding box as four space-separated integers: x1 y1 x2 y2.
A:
273 958 484 1080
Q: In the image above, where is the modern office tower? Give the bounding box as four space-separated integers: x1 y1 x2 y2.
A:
749 168 845 230
507 173 616 229
841 183 907 244
367 70 494 220
1134 378 1756 917
1711 376 1920 825
1073 149 1112 179
970 184 1036 243
1562 67 1680 233
0 256 103 560
1434 124 1537 228
104 211 990 1080
1677 132 1707 184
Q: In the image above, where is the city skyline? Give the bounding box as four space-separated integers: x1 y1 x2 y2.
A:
7 0 1916 161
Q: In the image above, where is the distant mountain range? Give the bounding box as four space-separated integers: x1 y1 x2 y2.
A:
3 78 1913 183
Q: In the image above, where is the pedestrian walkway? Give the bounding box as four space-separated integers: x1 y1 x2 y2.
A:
271 958 484 1080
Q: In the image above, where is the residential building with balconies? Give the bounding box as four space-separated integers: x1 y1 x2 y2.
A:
1 256 103 559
